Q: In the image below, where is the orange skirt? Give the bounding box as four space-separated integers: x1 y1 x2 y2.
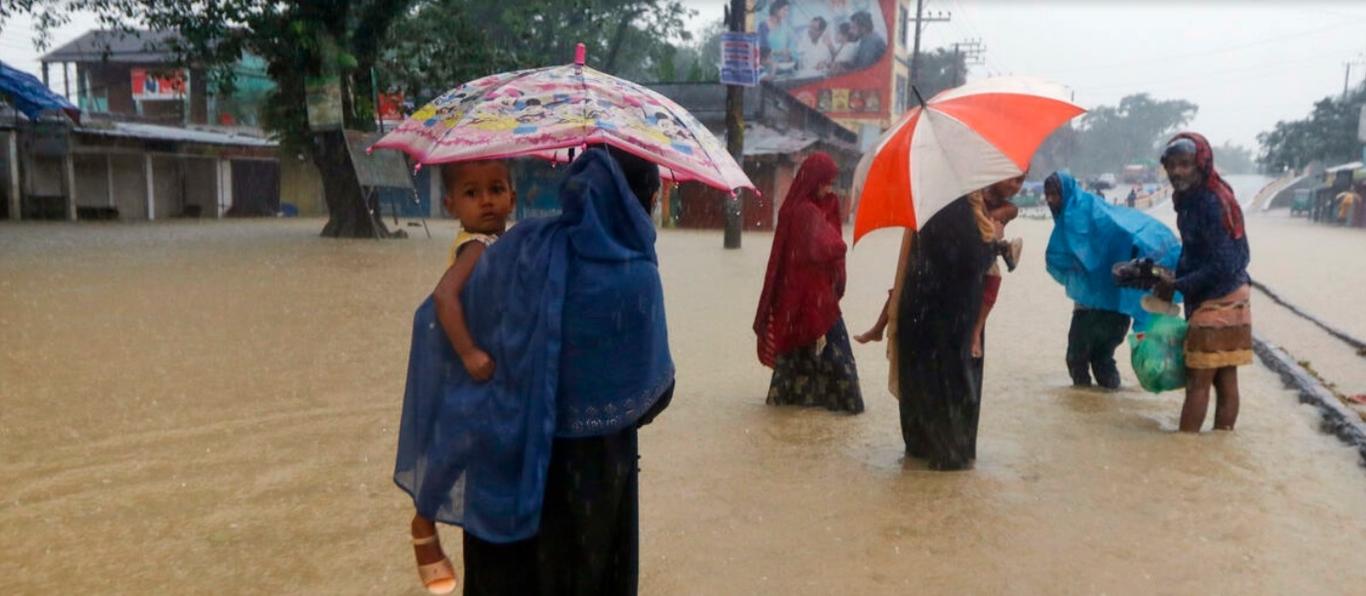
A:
1184 285 1253 369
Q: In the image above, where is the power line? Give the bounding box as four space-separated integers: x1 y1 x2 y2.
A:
947 0 1007 77
909 0 951 91
949 39 984 87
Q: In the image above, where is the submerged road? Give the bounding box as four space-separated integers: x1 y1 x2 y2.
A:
1 217 1362 594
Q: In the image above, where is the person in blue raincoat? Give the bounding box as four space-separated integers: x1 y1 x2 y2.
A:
1044 171 1181 389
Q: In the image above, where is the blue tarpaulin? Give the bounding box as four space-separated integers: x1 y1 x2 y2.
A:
0 60 80 123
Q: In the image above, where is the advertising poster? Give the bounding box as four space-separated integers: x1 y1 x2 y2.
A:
130 68 187 100
752 0 894 123
720 32 762 87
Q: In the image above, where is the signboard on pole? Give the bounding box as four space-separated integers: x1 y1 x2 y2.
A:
130 68 186 100
720 32 761 87
306 32 344 131
306 76 343 131
344 131 414 190
377 92 406 122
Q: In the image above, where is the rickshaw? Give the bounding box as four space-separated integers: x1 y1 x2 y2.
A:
1290 189 1311 217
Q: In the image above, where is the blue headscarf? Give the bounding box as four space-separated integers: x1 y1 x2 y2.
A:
1045 172 1182 330
393 149 674 543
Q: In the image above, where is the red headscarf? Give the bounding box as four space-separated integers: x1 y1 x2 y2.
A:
1167 132 1245 239
753 152 846 367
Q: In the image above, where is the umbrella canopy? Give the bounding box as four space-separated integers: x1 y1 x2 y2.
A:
371 46 753 193
851 76 1084 242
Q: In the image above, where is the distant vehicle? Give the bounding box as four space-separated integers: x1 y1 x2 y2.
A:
1122 165 1147 184
1291 189 1311 217
1099 173 1117 187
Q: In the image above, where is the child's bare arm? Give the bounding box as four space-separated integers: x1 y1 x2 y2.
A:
433 243 495 381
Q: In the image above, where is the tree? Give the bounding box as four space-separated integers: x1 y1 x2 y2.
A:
1030 123 1080 179
381 0 693 102
673 19 724 83
1070 93 1198 176
1214 142 1257 175
912 47 968 102
1257 83 1366 173
377 0 521 105
10 0 415 238
1024 93 1198 179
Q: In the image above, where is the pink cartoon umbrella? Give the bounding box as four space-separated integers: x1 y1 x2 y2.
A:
370 44 754 193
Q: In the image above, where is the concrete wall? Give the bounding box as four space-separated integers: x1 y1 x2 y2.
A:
279 152 326 216
27 156 64 196
152 155 183 218
111 155 147 219
73 154 108 208
183 158 218 216
429 168 446 218
0 134 13 219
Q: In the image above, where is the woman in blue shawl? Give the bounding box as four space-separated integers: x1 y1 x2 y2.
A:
1044 171 1180 388
394 146 674 595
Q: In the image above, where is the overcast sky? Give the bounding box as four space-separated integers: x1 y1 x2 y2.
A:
5 1 1366 150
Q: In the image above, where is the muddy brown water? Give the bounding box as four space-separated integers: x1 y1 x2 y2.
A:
1 217 1363 595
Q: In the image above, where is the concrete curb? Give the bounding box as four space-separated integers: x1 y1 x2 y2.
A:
1253 334 1366 467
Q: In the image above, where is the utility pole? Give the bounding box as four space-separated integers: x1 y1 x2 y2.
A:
1345 56 1365 100
1345 61 1353 101
909 0 951 90
723 0 744 249
949 39 984 87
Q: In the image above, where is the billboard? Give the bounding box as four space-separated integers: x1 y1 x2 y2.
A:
130 68 186 101
752 0 894 122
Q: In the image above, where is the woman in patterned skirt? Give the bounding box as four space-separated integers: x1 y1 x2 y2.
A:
753 152 864 414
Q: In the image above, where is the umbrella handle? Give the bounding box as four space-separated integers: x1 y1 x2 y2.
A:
575 43 586 66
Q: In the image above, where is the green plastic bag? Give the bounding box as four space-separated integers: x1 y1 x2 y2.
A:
1129 314 1188 393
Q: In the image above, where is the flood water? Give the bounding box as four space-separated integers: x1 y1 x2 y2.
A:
2 217 1364 595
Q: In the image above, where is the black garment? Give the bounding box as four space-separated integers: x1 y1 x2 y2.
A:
462 385 673 596
1066 308 1131 389
766 317 865 414
895 198 994 471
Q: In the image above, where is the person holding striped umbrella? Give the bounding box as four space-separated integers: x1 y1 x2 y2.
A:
850 77 1084 470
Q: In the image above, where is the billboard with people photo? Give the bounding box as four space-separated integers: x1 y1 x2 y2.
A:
753 0 895 122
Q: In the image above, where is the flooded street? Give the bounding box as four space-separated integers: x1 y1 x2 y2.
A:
2 217 1365 595
1243 211 1366 403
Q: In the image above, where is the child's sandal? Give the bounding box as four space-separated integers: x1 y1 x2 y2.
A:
412 533 457 595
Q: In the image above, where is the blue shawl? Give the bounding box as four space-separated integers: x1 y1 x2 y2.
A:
393 149 674 543
1045 172 1181 330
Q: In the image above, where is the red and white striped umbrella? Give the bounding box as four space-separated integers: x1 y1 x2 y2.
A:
852 76 1085 243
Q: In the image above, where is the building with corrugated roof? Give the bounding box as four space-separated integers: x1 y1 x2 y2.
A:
647 81 861 230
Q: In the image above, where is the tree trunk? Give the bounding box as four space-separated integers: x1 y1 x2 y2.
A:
315 129 395 238
603 10 643 73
